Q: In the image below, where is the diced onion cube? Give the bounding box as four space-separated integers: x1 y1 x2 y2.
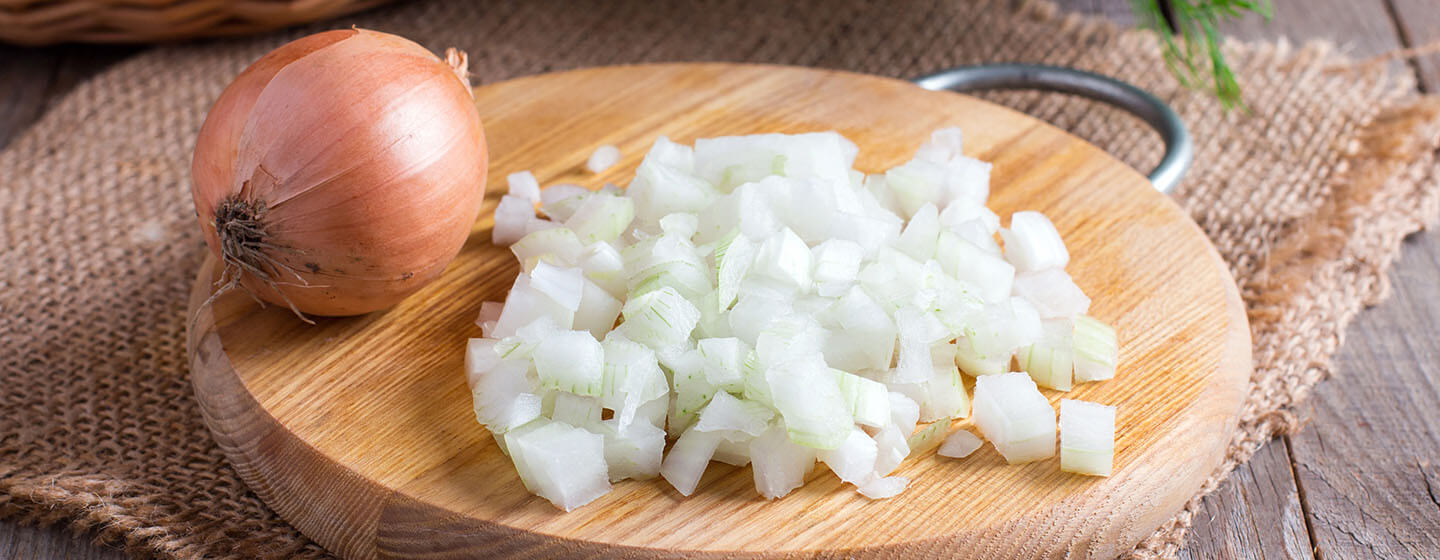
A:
586 144 621 173
938 430 984 459
529 262 584 312
1000 211 1069 272
1060 399 1115 476
872 422 910 476
566 193 635 244
812 239 864 297
749 424 817 500
856 475 909 500
1073 314 1119 382
694 391 774 437
493 194 537 246
697 337 748 391
906 418 950 454
617 287 700 350
713 436 752 466
464 338 500 391
922 365 970 420
1013 268 1091 319
573 278 623 338
511 227 584 270
971 372 1056 464
596 418 666 482
768 359 853 450
507 171 542 203
1018 319 1075 391
472 358 539 432
936 231 1014 303
751 228 813 291
895 203 940 260
833 370 891 428
506 420 611 511
551 392 601 426
661 428 722 496
534 330 604 396
713 231 757 310
491 274 574 338
818 427 879 484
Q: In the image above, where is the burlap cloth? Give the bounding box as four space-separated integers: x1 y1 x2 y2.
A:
2 1 1438 558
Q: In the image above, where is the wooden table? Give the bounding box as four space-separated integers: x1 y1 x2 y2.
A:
2 1 1436 558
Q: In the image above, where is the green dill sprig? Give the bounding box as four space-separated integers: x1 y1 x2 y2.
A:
1130 0 1273 109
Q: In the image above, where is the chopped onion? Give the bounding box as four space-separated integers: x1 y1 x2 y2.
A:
597 418 666 482
505 419 611 511
818 427 879 484
493 194 537 246
1073 314 1119 382
713 436 753 466
856 475 909 499
697 337 748 391
534 330 604 396
467 129 1122 510
1001 211 1069 273
938 429 984 459
906 418 950 454
694 391 774 437
1060 399 1115 476
587 144 622 173
1012 268 1091 319
661 428 722 496
507 171 542 204
1018 319 1075 391
972 373 1056 464
749 424 817 500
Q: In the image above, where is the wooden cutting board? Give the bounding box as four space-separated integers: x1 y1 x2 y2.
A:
187 63 1250 560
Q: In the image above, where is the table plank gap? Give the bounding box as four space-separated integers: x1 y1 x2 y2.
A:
1177 438 1316 560
1386 0 1440 92
0 46 60 150
1286 231 1440 559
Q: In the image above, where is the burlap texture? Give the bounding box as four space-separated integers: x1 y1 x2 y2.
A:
2 1 1437 558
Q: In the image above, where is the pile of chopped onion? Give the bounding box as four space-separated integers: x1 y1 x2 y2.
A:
466 131 1120 511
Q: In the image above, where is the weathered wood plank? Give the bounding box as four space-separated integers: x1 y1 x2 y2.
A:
0 45 59 150
1387 0 1440 92
1220 0 1404 56
1287 230 1440 558
0 44 139 151
0 524 127 560
1177 441 1313 560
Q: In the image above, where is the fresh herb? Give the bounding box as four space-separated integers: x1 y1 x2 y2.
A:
1130 0 1273 109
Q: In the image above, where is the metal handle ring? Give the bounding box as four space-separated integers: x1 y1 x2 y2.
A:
913 64 1192 194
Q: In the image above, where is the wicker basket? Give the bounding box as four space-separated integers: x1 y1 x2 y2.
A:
0 0 394 45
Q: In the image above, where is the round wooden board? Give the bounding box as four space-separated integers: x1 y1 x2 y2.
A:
187 63 1251 560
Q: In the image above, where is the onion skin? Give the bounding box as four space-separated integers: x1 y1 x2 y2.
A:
191 28 487 316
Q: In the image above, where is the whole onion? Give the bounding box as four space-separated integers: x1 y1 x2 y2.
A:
191 29 488 317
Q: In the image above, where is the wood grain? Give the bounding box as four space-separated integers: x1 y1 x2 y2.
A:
1285 232 1440 558
0 526 126 560
1177 442 1313 560
186 63 1251 560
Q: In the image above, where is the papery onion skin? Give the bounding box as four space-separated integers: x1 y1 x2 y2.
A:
191 28 488 316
